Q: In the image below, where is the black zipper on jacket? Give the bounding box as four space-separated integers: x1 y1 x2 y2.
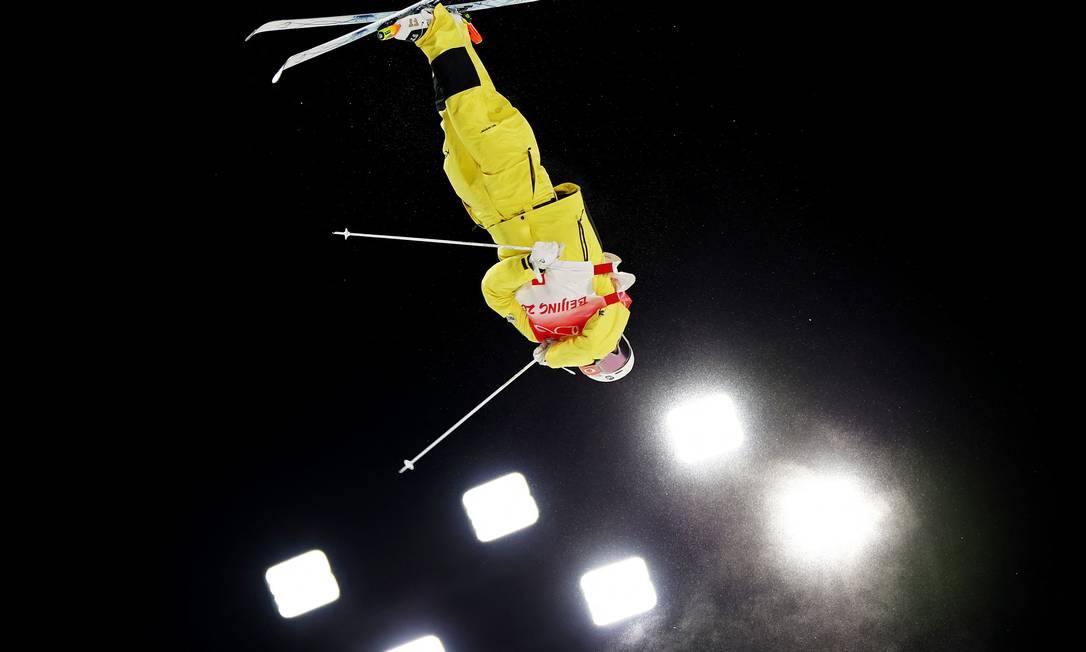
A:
527 148 536 196
577 212 589 261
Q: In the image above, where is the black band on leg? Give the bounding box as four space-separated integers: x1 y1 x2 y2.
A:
431 47 480 111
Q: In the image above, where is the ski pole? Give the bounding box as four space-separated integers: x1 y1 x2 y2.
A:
334 229 540 281
399 358 538 474
334 229 531 251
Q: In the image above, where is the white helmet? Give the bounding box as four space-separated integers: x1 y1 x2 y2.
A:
578 334 635 382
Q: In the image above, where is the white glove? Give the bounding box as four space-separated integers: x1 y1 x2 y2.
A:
533 340 553 366
528 241 564 271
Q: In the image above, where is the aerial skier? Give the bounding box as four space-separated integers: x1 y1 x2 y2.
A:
248 1 637 470
381 2 637 381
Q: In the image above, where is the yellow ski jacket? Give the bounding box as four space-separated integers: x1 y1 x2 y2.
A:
417 5 633 368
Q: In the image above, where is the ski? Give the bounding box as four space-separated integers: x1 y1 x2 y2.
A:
247 0 539 41
268 0 433 83
246 13 389 41
252 0 539 83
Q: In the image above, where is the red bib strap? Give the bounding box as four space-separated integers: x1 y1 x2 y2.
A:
593 262 615 275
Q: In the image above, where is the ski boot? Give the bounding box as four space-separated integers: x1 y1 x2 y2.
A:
377 9 433 42
377 2 436 42
377 4 483 44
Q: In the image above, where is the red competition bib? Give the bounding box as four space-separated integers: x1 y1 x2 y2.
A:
514 256 633 340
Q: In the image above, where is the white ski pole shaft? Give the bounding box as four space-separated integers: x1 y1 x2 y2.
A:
336 229 541 281
399 358 538 474
334 229 531 251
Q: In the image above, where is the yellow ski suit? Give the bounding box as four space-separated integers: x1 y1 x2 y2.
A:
416 5 631 368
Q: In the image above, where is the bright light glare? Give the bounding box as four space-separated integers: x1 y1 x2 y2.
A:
462 472 540 542
579 556 658 626
775 475 883 562
385 635 445 652
665 393 744 463
264 549 340 618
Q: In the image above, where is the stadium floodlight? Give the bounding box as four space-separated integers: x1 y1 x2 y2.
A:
462 472 540 542
665 392 744 464
384 635 445 652
774 474 883 562
264 549 340 618
579 556 658 626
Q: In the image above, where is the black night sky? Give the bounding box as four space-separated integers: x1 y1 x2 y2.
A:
182 2 1045 650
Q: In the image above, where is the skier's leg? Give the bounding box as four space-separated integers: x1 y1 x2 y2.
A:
414 4 554 227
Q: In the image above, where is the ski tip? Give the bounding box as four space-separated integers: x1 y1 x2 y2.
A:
244 29 257 42
272 67 284 84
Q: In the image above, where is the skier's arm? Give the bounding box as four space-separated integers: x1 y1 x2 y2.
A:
543 304 631 368
481 256 539 343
